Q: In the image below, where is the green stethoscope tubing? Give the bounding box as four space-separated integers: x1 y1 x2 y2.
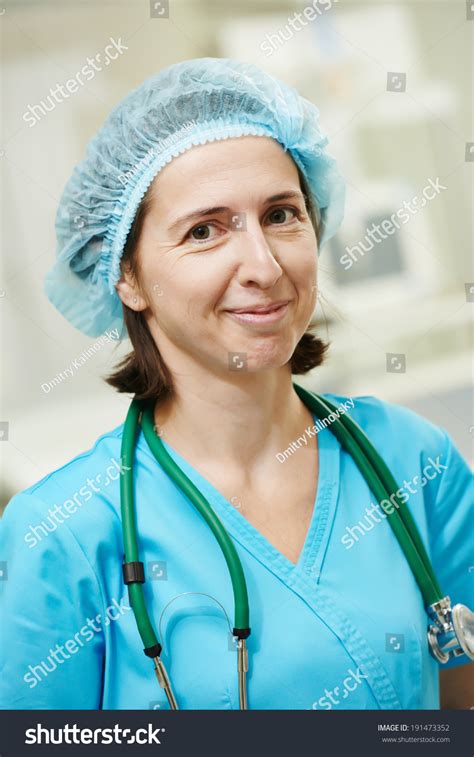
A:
294 385 442 602
120 383 444 658
120 397 250 652
140 403 251 633
120 399 160 649
303 388 442 599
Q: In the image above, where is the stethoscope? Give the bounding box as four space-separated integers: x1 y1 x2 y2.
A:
119 383 474 710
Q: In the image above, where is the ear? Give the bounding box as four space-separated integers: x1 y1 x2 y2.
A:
115 268 147 312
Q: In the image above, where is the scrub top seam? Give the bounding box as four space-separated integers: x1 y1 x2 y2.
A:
137 428 296 581
314 587 403 709
296 420 341 581
135 410 342 585
191 477 296 582
132 401 411 708
297 487 332 579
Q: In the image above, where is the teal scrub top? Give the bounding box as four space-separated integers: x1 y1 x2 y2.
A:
1 392 473 710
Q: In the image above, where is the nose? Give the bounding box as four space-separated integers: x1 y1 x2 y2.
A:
234 218 283 289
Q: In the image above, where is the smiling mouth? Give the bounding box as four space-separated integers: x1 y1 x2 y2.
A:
224 301 290 325
227 300 290 315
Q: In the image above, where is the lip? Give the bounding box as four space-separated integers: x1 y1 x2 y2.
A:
225 301 290 326
228 300 289 314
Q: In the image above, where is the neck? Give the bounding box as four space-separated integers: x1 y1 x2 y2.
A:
153 365 313 471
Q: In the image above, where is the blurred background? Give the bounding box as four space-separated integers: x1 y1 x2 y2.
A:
1 0 473 509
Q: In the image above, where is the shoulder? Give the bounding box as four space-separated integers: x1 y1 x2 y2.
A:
316 390 473 512
1 421 126 551
24 422 125 498
319 389 472 527
320 390 450 461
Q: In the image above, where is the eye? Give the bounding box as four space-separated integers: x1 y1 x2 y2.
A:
265 206 299 226
186 222 223 244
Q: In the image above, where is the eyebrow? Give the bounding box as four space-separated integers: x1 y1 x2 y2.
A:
167 190 306 234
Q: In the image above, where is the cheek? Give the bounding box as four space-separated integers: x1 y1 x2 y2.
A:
281 240 317 287
147 257 229 321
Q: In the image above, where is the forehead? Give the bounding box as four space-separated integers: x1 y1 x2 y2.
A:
150 135 300 202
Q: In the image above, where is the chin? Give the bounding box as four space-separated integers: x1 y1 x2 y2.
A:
237 338 296 372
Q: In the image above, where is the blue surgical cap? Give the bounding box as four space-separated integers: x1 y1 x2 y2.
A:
44 57 346 339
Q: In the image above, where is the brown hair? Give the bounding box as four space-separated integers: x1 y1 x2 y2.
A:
105 163 330 401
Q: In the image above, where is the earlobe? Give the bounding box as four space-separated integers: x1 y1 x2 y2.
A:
115 279 144 311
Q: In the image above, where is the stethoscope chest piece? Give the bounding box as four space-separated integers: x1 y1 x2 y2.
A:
427 597 474 664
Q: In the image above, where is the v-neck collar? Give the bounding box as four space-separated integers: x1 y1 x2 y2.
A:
134 410 405 710
136 406 341 586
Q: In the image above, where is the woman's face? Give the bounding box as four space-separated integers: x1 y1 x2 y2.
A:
118 136 318 375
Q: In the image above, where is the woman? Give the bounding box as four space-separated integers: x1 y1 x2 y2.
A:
1 58 472 711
